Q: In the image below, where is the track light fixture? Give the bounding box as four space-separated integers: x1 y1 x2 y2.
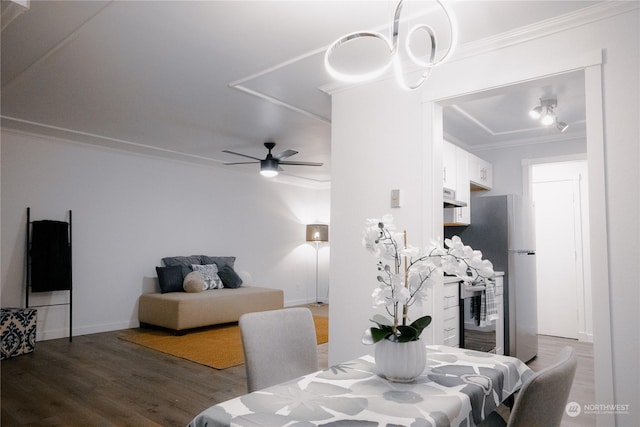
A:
529 97 569 132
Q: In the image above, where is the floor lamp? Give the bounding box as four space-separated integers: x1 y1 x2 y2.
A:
306 224 328 305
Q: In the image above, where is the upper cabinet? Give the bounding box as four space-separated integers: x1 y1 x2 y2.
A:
442 142 493 226
443 141 470 226
442 140 457 191
468 153 493 191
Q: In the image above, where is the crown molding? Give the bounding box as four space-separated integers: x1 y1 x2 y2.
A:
1 117 331 190
450 1 639 64
468 132 587 153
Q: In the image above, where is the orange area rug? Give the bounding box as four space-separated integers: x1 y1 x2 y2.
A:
121 316 328 370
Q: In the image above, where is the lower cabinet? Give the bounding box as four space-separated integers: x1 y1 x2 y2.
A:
442 281 460 347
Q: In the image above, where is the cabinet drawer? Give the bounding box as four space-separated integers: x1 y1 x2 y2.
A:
443 282 459 308
443 306 459 332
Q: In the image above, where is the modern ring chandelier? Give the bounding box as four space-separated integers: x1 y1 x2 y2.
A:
324 0 458 90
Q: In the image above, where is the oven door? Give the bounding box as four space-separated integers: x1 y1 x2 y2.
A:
460 282 498 353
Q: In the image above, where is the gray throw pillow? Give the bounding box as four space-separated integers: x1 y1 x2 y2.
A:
162 255 204 277
156 265 184 293
201 256 236 269
217 265 243 288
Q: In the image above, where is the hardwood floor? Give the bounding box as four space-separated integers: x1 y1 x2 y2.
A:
491 334 596 427
1 304 328 426
526 334 596 427
2 306 593 427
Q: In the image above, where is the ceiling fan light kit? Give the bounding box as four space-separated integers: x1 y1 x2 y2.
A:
259 159 279 177
223 142 323 178
529 96 569 132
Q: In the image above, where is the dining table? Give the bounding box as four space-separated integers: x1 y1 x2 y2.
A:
187 344 534 427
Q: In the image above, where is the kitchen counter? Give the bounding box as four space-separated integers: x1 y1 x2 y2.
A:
443 271 503 285
443 275 461 284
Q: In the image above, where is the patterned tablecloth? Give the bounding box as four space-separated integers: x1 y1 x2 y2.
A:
188 345 534 427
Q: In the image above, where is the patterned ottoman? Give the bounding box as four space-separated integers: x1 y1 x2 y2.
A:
1 308 37 360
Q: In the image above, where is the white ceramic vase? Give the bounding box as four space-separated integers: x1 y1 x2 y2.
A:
374 338 427 382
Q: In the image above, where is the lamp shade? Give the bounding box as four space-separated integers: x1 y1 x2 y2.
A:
306 224 329 242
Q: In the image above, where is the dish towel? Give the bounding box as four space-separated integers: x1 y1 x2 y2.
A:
484 280 499 322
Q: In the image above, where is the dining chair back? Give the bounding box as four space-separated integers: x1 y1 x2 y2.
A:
482 346 578 427
239 307 319 392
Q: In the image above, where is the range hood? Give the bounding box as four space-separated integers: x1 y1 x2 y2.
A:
443 188 467 208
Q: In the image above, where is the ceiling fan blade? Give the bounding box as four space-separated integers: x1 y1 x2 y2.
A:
223 161 260 165
275 149 298 160
279 161 324 166
222 150 263 161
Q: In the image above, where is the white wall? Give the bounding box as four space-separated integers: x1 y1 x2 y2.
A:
475 139 586 196
330 7 639 425
1 130 330 340
330 79 434 364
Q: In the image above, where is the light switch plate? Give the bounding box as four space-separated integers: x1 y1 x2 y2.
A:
391 189 401 208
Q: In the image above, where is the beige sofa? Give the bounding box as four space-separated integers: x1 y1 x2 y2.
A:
138 286 284 332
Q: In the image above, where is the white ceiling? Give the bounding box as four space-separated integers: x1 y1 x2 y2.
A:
1 1 603 186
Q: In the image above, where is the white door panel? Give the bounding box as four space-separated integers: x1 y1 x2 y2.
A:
533 180 579 339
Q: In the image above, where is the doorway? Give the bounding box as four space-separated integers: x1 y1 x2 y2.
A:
427 51 613 419
531 160 592 342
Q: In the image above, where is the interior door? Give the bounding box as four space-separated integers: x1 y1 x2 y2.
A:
532 179 579 339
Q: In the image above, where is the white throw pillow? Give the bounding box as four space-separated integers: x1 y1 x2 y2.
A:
190 264 223 289
183 271 205 293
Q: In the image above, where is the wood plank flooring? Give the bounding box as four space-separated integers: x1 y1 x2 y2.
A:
1 304 328 426
490 334 596 427
2 305 593 427
526 334 596 427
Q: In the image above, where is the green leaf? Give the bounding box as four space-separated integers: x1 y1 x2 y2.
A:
396 325 419 342
370 326 393 343
410 315 432 331
371 314 393 327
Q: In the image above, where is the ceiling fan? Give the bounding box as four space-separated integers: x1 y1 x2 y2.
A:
222 142 323 177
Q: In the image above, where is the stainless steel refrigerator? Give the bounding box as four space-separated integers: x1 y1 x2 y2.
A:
446 194 538 362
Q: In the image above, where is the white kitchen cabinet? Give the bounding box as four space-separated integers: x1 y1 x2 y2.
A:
444 143 470 226
442 281 460 347
442 140 457 191
469 152 493 190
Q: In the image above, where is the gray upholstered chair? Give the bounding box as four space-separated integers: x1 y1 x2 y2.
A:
239 307 319 392
481 346 578 427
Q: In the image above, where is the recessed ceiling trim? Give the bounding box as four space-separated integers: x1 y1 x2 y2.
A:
1 0 29 31
453 103 587 138
1 115 227 163
230 83 330 125
449 105 494 136
1 116 331 189
1 1 113 93
228 46 331 125
464 132 587 153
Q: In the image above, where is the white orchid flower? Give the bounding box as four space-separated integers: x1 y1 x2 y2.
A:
363 217 493 342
